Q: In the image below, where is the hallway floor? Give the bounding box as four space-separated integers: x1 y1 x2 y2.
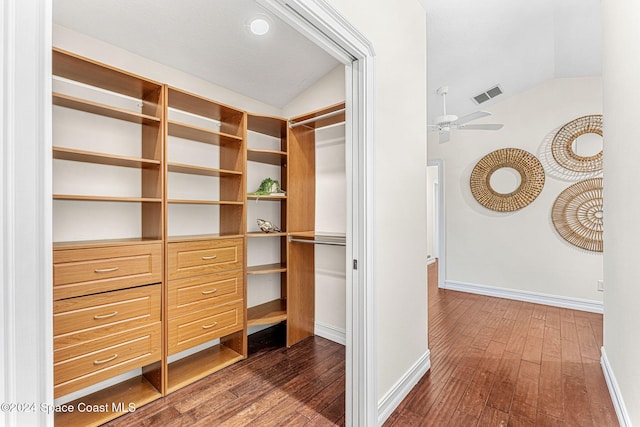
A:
384 278 618 426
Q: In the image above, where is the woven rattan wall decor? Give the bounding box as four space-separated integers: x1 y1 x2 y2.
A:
551 115 603 173
470 148 545 212
551 178 603 252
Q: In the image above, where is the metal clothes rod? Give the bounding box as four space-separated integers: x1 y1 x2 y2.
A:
288 235 346 247
288 108 346 129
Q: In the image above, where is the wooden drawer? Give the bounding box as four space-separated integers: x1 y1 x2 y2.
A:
54 284 160 350
53 243 161 300
54 323 161 398
167 238 242 280
168 271 243 318
168 300 243 355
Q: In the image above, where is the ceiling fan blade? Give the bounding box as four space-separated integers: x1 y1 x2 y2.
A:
439 130 451 143
457 123 504 130
453 110 491 125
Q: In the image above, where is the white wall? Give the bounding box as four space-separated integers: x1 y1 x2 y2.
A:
426 165 438 259
602 1 640 424
428 77 604 304
327 0 429 405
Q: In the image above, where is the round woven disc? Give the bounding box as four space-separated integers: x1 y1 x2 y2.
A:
470 148 545 212
551 115 603 173
551 178 603 252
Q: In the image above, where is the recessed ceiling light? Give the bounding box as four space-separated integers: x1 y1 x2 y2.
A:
249 17 270 36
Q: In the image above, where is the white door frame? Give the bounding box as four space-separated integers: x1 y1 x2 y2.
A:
259 1 377 424
427 159 445 288
2 0 376 425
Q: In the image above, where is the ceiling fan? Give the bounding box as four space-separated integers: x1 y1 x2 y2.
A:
429 86 504 143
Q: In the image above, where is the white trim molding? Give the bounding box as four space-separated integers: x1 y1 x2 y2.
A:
315 321 346 345
601 347 633 427
444 280 603 313
377 350 431 425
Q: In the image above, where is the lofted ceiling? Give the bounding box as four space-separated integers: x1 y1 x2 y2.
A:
53 0 340 109
420 0 602 124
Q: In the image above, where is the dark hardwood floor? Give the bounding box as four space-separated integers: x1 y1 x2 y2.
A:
105 264 617 426
384 267 618 426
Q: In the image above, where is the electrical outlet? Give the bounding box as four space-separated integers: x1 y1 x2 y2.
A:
597 280 604 292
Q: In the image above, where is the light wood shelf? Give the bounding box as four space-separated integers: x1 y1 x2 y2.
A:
247 114 287 138
247 194 287 200
247 149 287 166
53 93 161 124
53 146 161 169
54 376 161 427
168 120 242 146
246 232 287 238
247 263 287 275
167 162 241 177
53 195 162 203
167 233 244 243
167 199 243 205
167 344 244 393
53 237 162 250
247 299 287 326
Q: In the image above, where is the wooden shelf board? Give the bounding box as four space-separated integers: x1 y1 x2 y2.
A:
53 93 161 125
289 102 346 129
53 237 162 250
247 113 287 137
53 195 162 203
247 263 287 275
53 146 160 169
53 48 163 100
167 199 243 206
54 376 161 427
167 162 242 177
168 120 242 146
247 194 287 200
167 86 245 129
167 344 244 393
246 232 287 238
167 233 244 243
247 299 287 326
247 149 287 166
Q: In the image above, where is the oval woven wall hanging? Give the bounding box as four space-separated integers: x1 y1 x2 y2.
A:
470 148 545 212
551 177 603 252
551 115 603 173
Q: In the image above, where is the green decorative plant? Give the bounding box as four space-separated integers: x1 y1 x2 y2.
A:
251 177 285 196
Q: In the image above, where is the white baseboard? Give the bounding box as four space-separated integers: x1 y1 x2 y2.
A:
378 350 431 425
444 280 603 314
601 347 632 427
314 321 346 345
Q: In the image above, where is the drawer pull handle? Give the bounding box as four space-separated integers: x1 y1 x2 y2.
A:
93 311 118 320
201 288 218 295
94 267 119 273
202 255 217 260
93 354 118 365
202 322 218 329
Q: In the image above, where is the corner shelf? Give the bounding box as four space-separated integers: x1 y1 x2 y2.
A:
246 232 287 238
167 199 243 205
167 163 242 177
247 194 287 200
247 148 287 166
247 299 287 327
168 120 243 146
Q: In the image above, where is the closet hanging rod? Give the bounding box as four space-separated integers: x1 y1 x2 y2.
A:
288 108 346 129
288 235 346 247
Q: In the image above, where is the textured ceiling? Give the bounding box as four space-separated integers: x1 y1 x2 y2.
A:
53 0 340 108
420 0 602 123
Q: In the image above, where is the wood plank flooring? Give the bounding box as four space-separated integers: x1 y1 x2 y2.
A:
104 263 616 426
384 272 618 427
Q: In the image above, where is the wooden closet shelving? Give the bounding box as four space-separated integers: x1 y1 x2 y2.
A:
51 47 339 426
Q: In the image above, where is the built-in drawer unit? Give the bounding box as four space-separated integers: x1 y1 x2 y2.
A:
53 243 162 300
168 270 243 318
53 323 161 398
54 284 161 350
167 238 243 280
168 300 244 355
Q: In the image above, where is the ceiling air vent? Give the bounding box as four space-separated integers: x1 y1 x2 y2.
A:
472 85 503 105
